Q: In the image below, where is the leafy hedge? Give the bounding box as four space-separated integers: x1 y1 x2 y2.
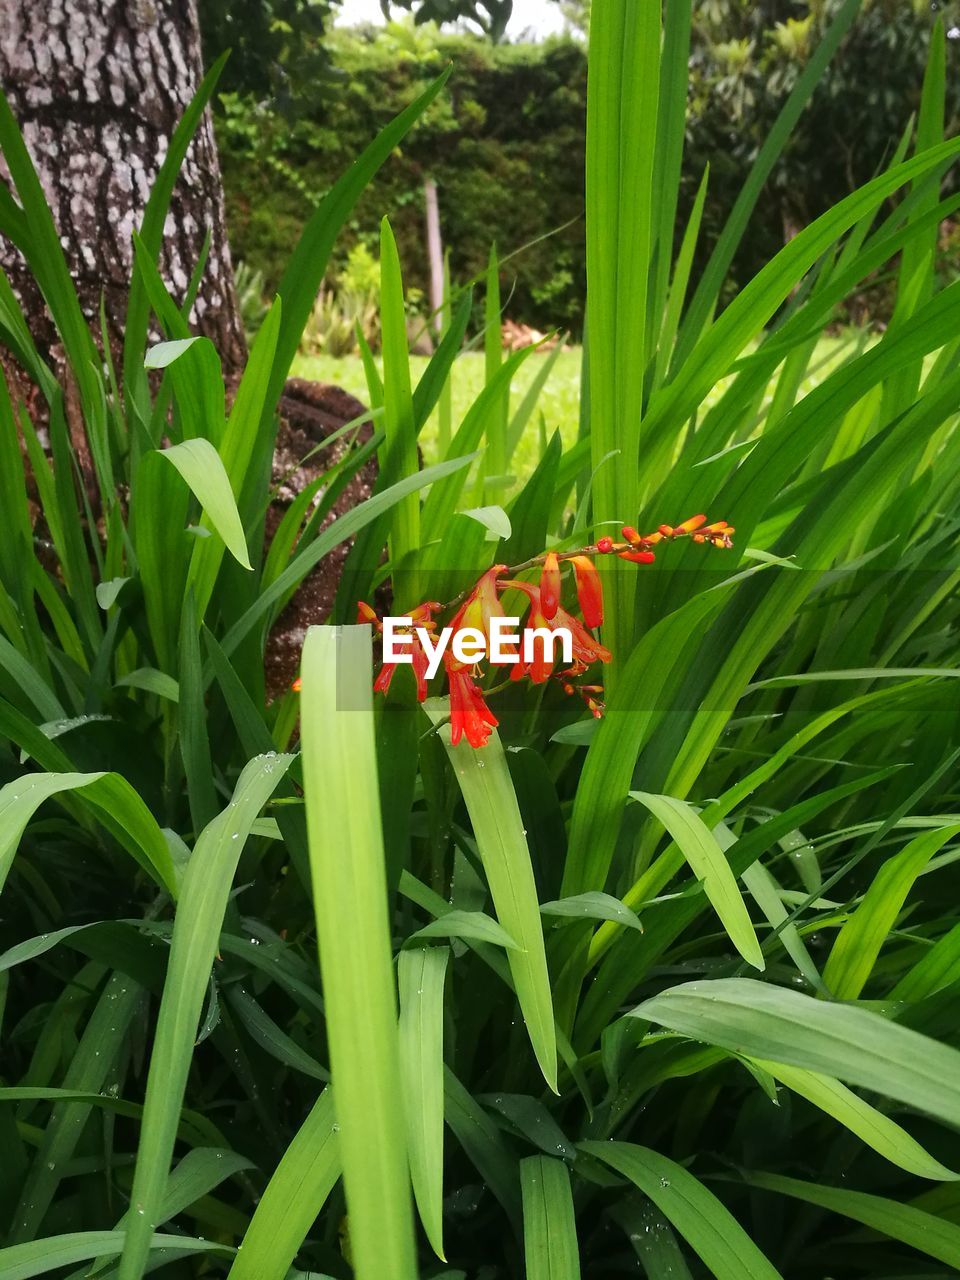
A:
218 4 955 333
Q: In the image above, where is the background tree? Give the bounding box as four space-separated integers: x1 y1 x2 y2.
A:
199 0 340 116
0 0 245 372
382 0 514 40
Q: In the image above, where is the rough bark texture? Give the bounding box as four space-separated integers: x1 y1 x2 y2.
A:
0 0 245 372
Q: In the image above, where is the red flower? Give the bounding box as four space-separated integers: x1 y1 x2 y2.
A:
448 664 498 748
570 555 603 627
539 551 561 620
503 580 611 683
503 580 555 683
448 565 509 662
362 600 439 701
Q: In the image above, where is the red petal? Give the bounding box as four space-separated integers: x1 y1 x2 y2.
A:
571 555 603 628
539 552 561 620
618 549 656 564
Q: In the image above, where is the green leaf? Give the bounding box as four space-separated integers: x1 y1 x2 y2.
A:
579 1142 782 1280
219 450 477 660
96 576 130 609
461 505 512 541
630 792 764 970
300 625 417 1280
610 1199 694 1279
115 667 180 703
228 1090 340 1280
520 1157 581 1280
398 946 448 1260
144 338 198 370
747 1170 960 1267
160 439 252 570
891 921 960 1002
379 216 421 604
750 1057 957 1181
123 53 227 394
424 697 557 1092
0 771 176 897
406 909 520 950
674 0 862 363
824 824 960 998
0 1232 231 1280
540 892 643 933
119 753 292 1280
635 977 960 1129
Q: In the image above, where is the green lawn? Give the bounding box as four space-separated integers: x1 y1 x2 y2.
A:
294 348 583 476
293 330 869 478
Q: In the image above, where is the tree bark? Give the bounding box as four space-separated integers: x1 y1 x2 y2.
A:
0 0 246 372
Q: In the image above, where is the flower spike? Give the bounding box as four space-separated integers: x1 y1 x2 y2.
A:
346 511 734 744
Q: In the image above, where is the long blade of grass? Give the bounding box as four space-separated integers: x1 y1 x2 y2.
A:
520 1156 581 1280
823 823 960 999
0 1233 231 1280
483 243 507 484
630 791 764 970
398 945 449 1260
119 753 292 1280
747 1171 960 1268
379 217 421 606
424 699 558 1092
636 977 960 1128
122 53 228 404
299 624 417 1280
227 1089 340 1280
579 1142 782 1280
218 451 477 661
750 1058 957 1181
0 771 175 897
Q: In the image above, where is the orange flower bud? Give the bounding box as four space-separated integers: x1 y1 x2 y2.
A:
539 551 561 620
618 548 656 564
674 514 707 536
571 555 603 628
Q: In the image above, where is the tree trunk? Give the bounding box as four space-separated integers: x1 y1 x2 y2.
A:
0 0 246 373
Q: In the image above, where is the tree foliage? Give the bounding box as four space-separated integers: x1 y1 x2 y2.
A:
219 5 958 331
384 0 515 40
199 0 339 112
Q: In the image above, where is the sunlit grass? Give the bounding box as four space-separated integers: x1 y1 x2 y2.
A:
295 329 869 477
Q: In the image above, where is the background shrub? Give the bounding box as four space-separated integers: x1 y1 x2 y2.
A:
219 1 960 335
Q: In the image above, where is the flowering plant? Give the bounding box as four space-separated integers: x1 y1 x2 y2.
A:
351 513 735 747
